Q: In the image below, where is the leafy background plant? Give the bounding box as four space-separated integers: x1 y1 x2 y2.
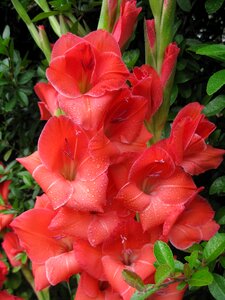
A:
0 0 225 299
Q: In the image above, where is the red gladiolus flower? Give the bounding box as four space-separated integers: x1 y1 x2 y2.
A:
107 0 118 32
129 65 163 120
32 263 50 291
17 116 108 211
89 88 151 161
112 0 142 50
0 258 8 288
160 43 180 88
145 19 156 50
149 281 186 300
75 272 122 300
0 291 24 300
162 102 225 175
168 195 219 250
116 146 198 232
74 239 106 281
47 30 128 98
0 165 14 230
49 205 119 247
44 30 129 132
101 219 156 300
2 232 24 267
11 207 81 288
34 82 60 120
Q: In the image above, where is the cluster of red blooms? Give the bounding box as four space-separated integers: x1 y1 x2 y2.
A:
0 171 23 299
1 4 225 298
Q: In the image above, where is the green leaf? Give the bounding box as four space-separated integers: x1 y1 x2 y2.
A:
122 270 145 291
219 256 225 268
185 251 200 269
203 95 225 116
18 70 35 85
123 49 140 70
183 263 191 278
5 272 22 289
215 207 225 225
0 164 5 175
188 268 213 287
170 84 178 105
2 25 10 39
176 0 192 12
18 90 29 106
205 0 225 14
196 44 225 62
0 209 17 214
12 266 21 273
4 149 12 161
32 11 59 22
209 176 225 195
15 252 27 265
203 233 225 263
154 241 175 270
0 195 5 206
177 282 187 291
131 285 158 300
154 264 172 285
209 274 225 300
207 70 225 95
0 79 9 86
175 71 193 83
11 0 32 24
186 243 203 253
174 260 184 272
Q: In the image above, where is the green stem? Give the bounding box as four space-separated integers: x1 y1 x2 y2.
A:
65 13 87 36
21 267 50 300
34 0 61 37
97 0 109 30
11 0 41 49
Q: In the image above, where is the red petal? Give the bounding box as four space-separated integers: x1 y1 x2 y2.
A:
49 206 91 240
67 173 108 212
160 43 180 87
32 164 73 209
58 92 116 131
116 182 150 211
38 116 88 173
90 52 128 95
129 146 175 182
77 156 108 181
11 209 65 263
74 240 105 281
51 32 83 60
169 196 220 250
102 256 135 300
87 211 119 246
47 56 81 97
0 290 23 300
2 232 23 267
17 151 41 175
112 0 142 49
132 244 155 279
46 250 81 285
32 263 50 291
75 272 102 299
182 143 225 175
85 30 121 56
34 82 59 119
149 281 186 300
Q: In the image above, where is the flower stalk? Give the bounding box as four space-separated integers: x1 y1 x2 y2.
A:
146 0 177 143
21 266 50 300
